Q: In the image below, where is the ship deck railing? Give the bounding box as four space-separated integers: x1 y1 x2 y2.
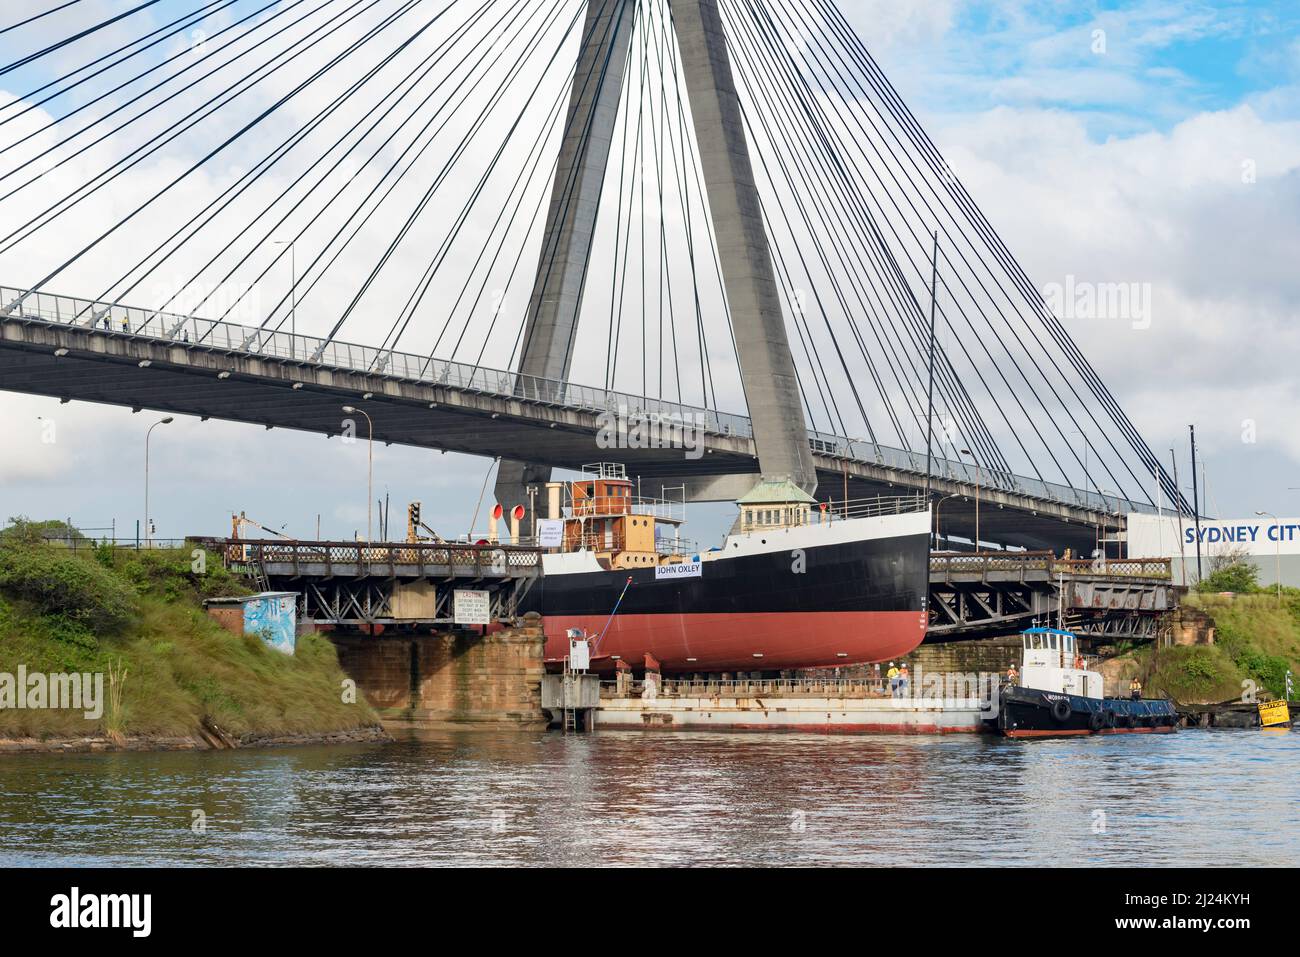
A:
602 678 913 699
820 494 928 522
601 677 1001 703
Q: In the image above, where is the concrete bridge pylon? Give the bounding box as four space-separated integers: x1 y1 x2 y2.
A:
496 0 817 512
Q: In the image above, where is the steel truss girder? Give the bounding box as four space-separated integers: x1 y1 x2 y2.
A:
282 576 528 627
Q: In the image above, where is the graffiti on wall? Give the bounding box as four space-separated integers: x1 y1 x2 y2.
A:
243 593 297 655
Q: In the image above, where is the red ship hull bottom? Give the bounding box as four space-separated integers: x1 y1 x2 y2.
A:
543 610 927 672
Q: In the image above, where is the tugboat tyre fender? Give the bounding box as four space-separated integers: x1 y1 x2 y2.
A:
1089 710 1106 731
1051 699 1072 723
1103 709 1117 728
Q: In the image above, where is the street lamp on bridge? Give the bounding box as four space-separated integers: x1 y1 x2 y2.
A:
144 416 174 548
960 448 981 552
933 492 962 552
342 405 374 545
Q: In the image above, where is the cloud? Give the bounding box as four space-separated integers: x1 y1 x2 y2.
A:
838 0 960 50
932 99 1300 481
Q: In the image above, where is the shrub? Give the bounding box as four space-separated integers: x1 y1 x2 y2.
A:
1235 649 1291 699
0 543 136 633
1 516 87 545
1197 561 1260 595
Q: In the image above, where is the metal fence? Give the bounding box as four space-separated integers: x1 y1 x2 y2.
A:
22 536 191 552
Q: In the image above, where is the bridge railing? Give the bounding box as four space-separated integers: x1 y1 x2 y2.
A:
929 551 1173 580
1051 558 1174 579
0 285 755 440
807 428 1154 516
190 537 542 572
2 284 1156 516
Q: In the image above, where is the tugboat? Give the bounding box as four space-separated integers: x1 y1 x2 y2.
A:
993 627 1179 737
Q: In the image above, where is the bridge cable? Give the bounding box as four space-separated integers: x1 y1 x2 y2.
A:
807 0 1174 508
0 0 167 78
789 0 1130 496
0 0 239 137
0 0 343 251
379 0 595 356
736 0 1023 480
326 0 591 349
7 0 420 310
0 1 85 37
96 0 486 315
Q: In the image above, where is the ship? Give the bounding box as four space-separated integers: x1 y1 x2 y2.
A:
519 464 931 673
991 627 1180 737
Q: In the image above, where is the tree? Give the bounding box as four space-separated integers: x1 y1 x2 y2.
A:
1197 560 1259 594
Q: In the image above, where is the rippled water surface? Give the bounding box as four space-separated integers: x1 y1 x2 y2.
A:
1 727 1296 866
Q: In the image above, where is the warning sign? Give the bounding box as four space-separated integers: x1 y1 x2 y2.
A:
453 589 491 625
1258 699 1291 728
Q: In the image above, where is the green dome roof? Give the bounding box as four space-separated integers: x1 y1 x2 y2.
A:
736 478 817 505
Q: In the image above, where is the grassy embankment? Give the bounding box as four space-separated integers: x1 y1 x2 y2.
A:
1114 563 1300 704
0 520 377 742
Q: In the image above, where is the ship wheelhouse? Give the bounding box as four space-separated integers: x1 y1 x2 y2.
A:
736 478 816 533
1018 627 1103 700
550 464 687 570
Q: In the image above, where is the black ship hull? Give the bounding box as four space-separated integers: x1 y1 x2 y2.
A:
522 520 932 672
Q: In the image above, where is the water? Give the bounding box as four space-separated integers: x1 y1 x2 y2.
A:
1 727 1296 867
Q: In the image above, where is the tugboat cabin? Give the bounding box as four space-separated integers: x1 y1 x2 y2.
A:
1020 627 1104 700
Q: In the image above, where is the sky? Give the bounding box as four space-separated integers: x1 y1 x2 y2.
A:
0 0 1298 545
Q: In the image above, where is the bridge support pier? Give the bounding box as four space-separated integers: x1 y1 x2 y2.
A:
499 0 818 509
331 614 547 730
496 0 636 512
671 0 816 494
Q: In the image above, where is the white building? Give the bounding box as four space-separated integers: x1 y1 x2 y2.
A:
1126 513 1300 588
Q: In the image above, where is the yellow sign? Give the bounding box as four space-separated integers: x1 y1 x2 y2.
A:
1258 700 1291 728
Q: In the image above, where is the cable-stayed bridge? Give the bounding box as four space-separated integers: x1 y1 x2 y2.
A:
0 0 1190 554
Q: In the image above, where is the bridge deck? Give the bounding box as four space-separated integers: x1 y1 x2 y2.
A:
2 287 1161 552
